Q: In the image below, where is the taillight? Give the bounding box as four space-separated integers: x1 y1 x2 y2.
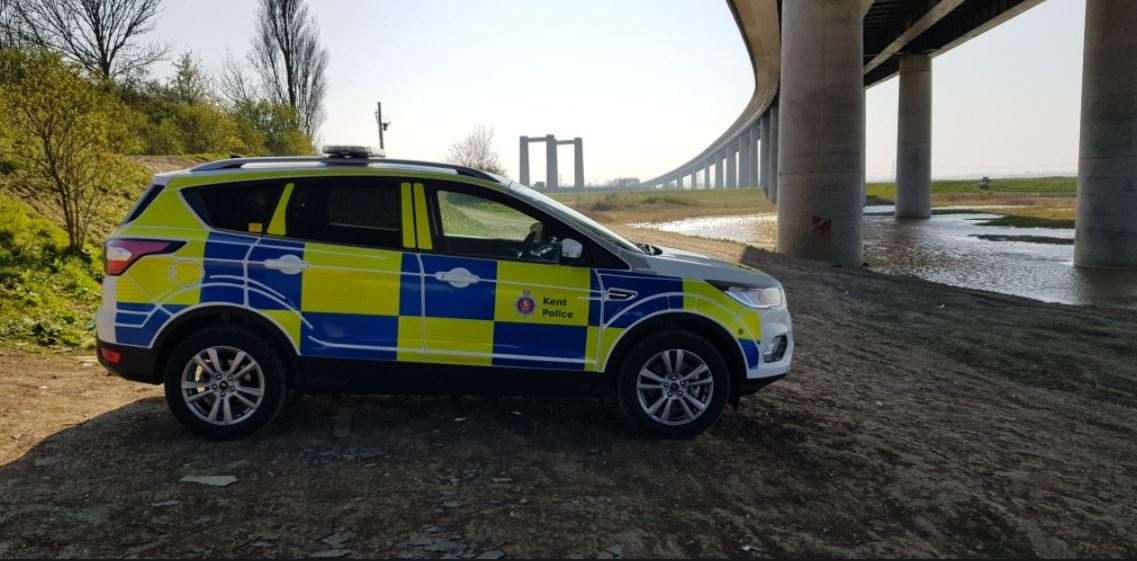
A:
104 239 184 276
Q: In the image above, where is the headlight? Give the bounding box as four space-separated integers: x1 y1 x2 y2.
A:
723 286 786 309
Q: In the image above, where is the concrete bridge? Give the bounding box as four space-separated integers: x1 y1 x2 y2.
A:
639 0 1136 269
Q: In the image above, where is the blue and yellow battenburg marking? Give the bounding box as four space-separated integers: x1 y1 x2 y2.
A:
109 173 764 373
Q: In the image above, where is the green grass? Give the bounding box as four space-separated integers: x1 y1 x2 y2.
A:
0 193 103 349
866 176 1076 201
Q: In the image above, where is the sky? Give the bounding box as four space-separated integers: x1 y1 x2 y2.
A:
146 0 1086 184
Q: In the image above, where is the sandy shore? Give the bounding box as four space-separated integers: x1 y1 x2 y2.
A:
2 227 1135 558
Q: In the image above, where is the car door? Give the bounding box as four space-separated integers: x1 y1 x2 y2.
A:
280 176 422 362
416 182 599 370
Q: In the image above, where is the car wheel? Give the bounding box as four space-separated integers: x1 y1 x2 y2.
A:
163 326 288 439
617 330 730 438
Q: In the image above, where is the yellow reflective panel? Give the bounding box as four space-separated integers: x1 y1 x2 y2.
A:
267 182 294 236
422 317 493 366
261 309 302 349
494 261 591 326
400 182 416 248
300 242 403 316
396 316 427 362
586 325 623 373
129 190 202 230
114 239 205 307
681 279 761 340
413 183 432 250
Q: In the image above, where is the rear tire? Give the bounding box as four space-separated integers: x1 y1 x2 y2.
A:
617 330 730 438
163 326 288 439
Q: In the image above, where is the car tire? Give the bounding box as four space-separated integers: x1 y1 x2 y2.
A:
163 326 289 440
616 330 730 438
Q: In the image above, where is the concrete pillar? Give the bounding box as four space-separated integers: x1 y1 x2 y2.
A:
776 1 863 266
726 149 737 188
767 105 779 203
573 137 584 189
715 153 724 188
738 136 749 188
895 54 932 219
750 123 761 189
545 134 558 190
759 114 770 192
689 169 697 189
704 165 711 190
519 136 530 185
1075 1 1137 268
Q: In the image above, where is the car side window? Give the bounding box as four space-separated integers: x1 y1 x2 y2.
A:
285 177 403 249
185 180 284 234
430 188 567 264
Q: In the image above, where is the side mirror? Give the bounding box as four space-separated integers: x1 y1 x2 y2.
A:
561 238 583 259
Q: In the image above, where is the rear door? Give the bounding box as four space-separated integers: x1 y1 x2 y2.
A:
281 176 422 361
417 182 598 370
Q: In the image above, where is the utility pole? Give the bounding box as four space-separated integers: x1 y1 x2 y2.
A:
374 102 391 151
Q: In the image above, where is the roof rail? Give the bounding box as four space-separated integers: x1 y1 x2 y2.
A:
189 155 506 184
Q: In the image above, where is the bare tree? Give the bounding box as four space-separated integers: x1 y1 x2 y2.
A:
250 0 328 138
0 0 22 50
4 0 168 81
447 125 507 176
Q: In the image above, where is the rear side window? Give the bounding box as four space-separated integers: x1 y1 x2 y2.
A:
185 181 284 234
285 177 403 248
121 183 164 224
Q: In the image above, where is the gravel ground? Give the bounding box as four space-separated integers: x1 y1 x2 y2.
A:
1 230 1135 558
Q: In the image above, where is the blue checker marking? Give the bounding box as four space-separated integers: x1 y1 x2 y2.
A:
492 322 586 370
739 339 760 369
587 272 602 326
247 242 303 310
301 312 398 360
598 270 684 328
202 232 254 304
420 254 496 320
115 304 186 347
400 253 422 316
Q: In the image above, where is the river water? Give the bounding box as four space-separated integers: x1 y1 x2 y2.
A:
632 207 1137 310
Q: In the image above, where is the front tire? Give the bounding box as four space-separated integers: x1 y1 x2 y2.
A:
163 326 288 439
617 330 730 438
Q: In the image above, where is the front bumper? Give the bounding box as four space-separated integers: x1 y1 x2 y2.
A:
96 339 162 384
746 307 793 380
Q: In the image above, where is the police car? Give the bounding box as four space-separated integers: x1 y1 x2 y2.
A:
96 147 793 439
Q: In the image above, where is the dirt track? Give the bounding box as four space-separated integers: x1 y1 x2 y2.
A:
2 230 1137 558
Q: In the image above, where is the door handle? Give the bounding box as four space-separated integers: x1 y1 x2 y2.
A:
605 288 637 301
435 267 479 288
263 254 308 275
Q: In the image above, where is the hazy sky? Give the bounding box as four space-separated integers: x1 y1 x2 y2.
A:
146 0 1085 184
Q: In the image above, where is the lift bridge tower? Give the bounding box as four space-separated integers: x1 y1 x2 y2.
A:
518 135 583 190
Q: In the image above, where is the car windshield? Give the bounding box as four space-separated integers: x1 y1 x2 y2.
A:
507 183 644 254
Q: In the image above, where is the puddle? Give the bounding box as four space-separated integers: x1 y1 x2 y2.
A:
632 208 1137 309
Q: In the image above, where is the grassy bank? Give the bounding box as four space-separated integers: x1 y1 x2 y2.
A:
554 176 1077 228
0 194 102 350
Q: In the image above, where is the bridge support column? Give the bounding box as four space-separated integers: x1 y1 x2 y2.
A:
519 136 530 185
704 165 711 190
545 134 558 190
1075 0 1137 268
759 115 770 193
767 105 779 203
726 149 737 188
749 124 760 190
739 135 750 188
777 1 863 266
573 137 584 189
690 169 697 189
715 153 724 188
895 54 932 219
